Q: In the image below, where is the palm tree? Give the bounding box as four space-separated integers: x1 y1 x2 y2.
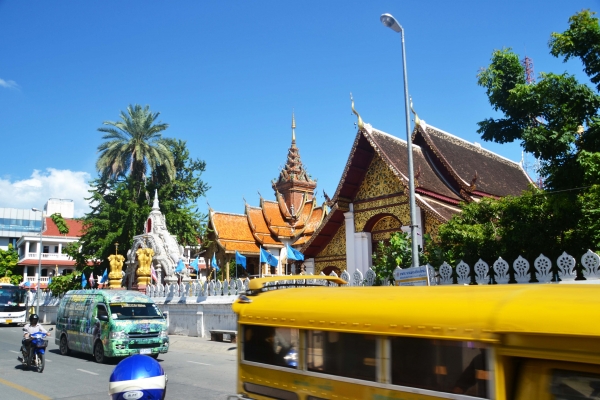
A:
96 104 175 187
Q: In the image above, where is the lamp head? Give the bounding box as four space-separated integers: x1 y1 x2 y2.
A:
32 208 40 212
380 13 402 33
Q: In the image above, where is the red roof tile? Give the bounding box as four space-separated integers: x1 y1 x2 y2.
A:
43 217 84 237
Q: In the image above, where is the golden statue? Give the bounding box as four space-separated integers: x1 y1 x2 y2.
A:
0 276 11 284
136 247 154 286
108 253 125 289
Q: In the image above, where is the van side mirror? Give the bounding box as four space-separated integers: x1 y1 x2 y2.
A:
48 328 54 332
98 314 109 322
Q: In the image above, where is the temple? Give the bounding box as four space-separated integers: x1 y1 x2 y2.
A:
300 102 533 276
208 113 328 277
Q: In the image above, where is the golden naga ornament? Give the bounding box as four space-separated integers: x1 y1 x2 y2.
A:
136 247 154 286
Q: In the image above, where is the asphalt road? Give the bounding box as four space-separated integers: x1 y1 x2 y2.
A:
0 324 237 399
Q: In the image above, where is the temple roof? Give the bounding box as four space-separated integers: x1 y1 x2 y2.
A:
414 124 533 197
208 113 326 256
302 120 532 257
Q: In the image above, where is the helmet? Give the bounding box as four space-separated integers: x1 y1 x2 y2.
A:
29 314 39 324
109 355 167 400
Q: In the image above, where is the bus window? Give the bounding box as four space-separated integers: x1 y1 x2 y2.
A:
307 330 377 382
390 337 490 398
550 369 600 399
243 325 298 369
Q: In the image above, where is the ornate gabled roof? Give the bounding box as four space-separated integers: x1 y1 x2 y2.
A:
210 210 259 254
413 124 533 197
302 118 531 257
208 112 320 256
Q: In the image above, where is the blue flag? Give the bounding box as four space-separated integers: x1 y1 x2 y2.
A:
235 251 247 269
286 244 305 261
260 247 278 267
24 281 31 287
211 253 220 272
175 259 185 273
48 277 52 285
101 268 108 283
190 257 199 272
82 272 87 289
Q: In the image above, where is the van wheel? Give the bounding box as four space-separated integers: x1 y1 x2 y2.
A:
93 341 106 364
150 354 159 359
60 335 70 356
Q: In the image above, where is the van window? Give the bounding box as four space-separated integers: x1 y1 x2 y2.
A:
97 304 108 319
390 337 490 398
109 303 162 319
550 369 600 399
243 325 298 369
307 330 377 382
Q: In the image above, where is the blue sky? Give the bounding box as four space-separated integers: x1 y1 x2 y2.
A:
1 1 599 217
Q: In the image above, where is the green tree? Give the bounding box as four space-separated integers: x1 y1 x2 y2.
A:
96 104 175 195
371 232 430 285
47 271 83 297
467 9 600 257
70 138 209 273
0 244 22 285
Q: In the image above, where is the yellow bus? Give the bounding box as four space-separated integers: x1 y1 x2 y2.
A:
231 276 600 400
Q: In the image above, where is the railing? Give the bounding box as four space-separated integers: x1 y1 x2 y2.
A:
25 277 50 283
20 252 72 261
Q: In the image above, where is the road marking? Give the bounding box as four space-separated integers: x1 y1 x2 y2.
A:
0 377 52 400
9 350 20 354
77 368 99 376
187 361 211 366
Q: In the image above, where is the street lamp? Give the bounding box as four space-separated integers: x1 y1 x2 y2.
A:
380 13 421 271
31 207 44 315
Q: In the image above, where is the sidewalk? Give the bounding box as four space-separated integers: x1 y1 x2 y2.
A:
167 334 238 354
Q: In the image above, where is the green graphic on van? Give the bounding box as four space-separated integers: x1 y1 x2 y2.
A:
55 290 169 361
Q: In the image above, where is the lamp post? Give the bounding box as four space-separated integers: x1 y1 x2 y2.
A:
31 207 44 315
380 13 421 272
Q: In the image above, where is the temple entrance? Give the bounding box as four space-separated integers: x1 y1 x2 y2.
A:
364 214 405 260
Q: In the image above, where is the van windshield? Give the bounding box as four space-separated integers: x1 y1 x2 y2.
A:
109 303 163 319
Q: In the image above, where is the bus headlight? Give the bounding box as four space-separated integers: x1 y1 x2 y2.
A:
159 330 168 338
110 331 128 339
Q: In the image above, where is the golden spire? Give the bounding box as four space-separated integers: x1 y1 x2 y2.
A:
292 109 296 144
350 93 364 130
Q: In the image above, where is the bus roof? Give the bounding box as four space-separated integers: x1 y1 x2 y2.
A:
64 289 154 303
233 284 600 342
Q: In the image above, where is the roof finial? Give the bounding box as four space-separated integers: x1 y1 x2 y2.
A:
350 93 364 130
152 189 160 210
410 96 421 127
291 109 296 144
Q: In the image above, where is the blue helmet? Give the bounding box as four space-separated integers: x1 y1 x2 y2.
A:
109 355 167 400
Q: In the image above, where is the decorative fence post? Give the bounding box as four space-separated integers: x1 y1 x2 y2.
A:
534 254 552 283
513 256 531 284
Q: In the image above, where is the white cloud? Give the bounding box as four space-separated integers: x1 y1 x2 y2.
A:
0 78 19 90
0 169 92 217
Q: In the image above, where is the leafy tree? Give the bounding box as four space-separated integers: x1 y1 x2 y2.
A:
96 104 175 196
461 9 600 259
371 232 430 285
0 244 22 285
50 213 69 235
47 271 83 297
72 138 209 272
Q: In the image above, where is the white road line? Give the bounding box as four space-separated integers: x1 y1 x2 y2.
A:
77 368 99 376
187 361 211 366
9 350 20 354
45 359 52 362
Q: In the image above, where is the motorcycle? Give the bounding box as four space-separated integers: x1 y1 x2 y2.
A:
18 328 53 373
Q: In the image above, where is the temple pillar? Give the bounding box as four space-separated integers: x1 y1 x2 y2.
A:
354 232 373 275
303 258 315 275
344 204 356 274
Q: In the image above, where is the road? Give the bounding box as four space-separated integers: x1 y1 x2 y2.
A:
0 324 237 399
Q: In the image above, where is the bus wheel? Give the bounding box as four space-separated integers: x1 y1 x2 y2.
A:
94 341 106 364
60 335 70 356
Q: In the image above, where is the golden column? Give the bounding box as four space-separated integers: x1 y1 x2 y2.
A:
136 247 154 287
108 242 125 289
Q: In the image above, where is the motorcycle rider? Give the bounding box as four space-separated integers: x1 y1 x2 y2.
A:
20 314 50 360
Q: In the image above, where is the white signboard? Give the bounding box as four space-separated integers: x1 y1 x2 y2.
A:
393 265 430 286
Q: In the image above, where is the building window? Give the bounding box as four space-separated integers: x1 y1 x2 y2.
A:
43 246 49 253
54 246 59 253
